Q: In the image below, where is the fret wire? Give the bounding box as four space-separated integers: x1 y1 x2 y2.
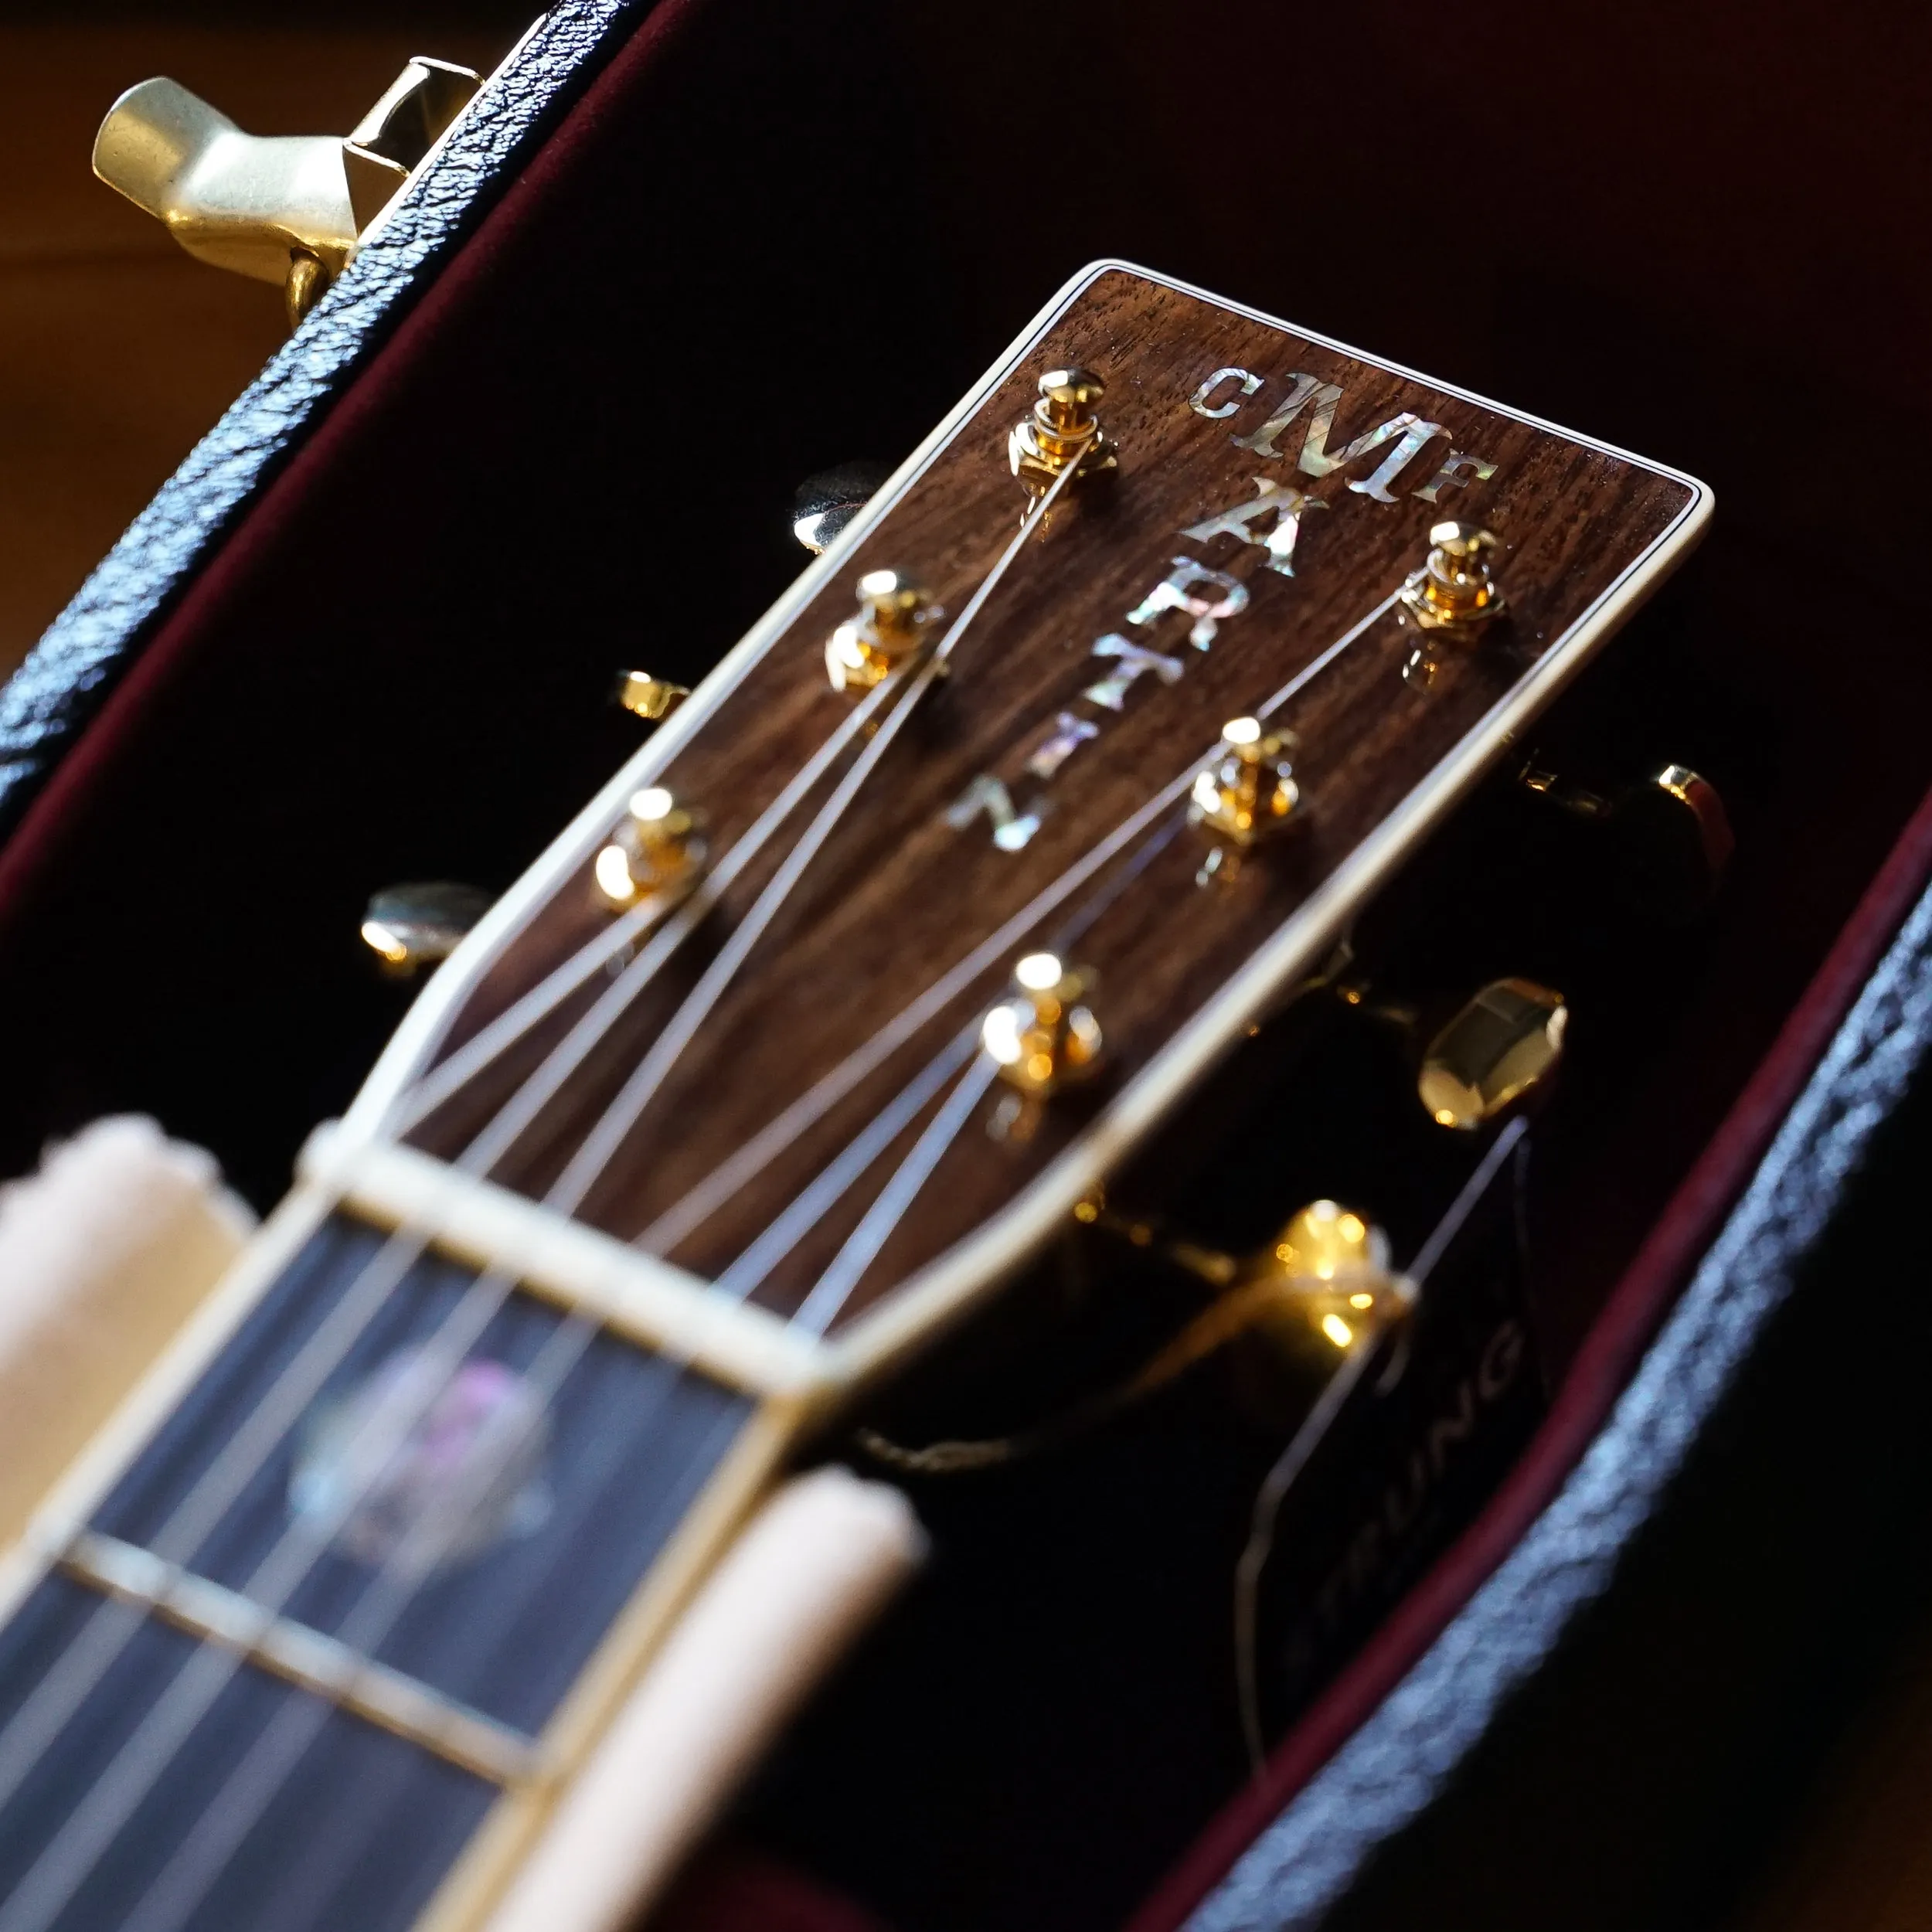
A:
107 1386 746 1932
0 1230 434 1826
0 442 1095 1932
0 1247 535 1932
57 1532 536 1787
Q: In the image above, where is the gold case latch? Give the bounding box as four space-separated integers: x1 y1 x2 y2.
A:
91 56 482 330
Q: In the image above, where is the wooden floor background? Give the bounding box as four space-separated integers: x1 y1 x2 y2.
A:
3 12 1932 1932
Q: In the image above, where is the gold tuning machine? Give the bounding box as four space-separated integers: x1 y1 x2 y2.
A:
593 786 705 911
1603 763 1734 920
614 672 691 721
1189 716 1301 885
792 462 893 554
825 570 941 692
1247 1199 1414 1355
92 56 481 329
359 881 491 976
1192 716 1299 843
981 952 1104 1099
1518 756 1734 920
1396 520 1507 639
1009 367 1119 494
1417 978 1568 1130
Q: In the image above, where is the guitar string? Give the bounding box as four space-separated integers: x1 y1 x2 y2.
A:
537 456 1091 1214
400 443 1090 1146
98 798 1165 1932
26 764 1081 1932
166 582 1410 1921
785 801 1196 1337
0 663 934 1849
574 553 1394 1353
2 561 1400 1929
0 457 1092 1929
1230 1116 1526 1773
383 665 908 1140
0 665 953 1932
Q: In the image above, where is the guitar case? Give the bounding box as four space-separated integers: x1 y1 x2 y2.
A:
2 2 1930 1927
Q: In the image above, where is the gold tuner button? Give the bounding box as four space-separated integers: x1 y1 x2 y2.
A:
1009 366 1119 493
792 461 892 554
981 951 1104 1097
593 786 706 910
360 881 491 977
1250 1200 1414 1354
825 568 941 692
1418 977 1567 1130
1396 520 1507 638
615 671 690 720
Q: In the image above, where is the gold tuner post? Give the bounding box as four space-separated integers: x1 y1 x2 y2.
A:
593 786 705 911
825 569 941 692
1009 367 1119 494
1190 716 1301 884
1248 1199 1414 1355
981 952 1104 1098
1397 520 1507 639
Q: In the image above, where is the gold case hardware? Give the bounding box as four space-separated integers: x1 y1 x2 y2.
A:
91 56 482 329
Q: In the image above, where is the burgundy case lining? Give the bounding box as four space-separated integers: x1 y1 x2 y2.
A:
5 0 1932 1924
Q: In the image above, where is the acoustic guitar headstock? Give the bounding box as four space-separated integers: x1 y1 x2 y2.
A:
331 260 1709 1383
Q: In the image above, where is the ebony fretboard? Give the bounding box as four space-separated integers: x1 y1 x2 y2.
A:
0 1213 754 1932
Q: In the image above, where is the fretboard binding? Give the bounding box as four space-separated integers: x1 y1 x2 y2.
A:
58 1529 539 1788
